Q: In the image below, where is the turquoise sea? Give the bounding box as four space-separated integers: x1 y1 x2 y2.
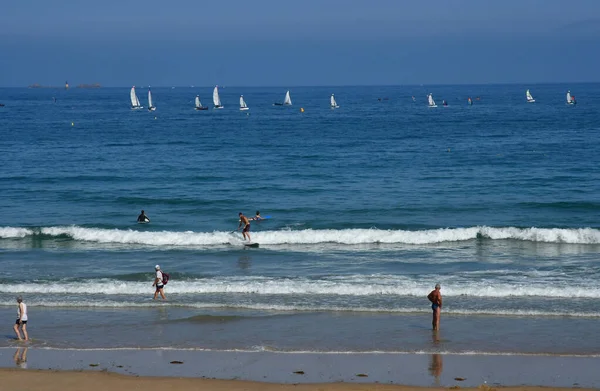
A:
1 84 599 355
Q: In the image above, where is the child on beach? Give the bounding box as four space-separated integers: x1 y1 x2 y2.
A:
13 296 29 341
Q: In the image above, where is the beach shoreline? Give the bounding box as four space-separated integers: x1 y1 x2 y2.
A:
0 369 597 391
0 348 598 389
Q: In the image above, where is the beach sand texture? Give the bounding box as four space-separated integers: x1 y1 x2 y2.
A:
0 369 597 391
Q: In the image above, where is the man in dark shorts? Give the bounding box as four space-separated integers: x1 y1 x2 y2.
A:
13 296 28 341
427 284 442 330
237 212 251 241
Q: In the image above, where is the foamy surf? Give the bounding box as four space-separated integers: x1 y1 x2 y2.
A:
1 275 597 298
2 225 600 245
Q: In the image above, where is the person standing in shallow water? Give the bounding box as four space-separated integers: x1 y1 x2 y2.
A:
152 265 166 300
13 296 29 341
427 284 442 330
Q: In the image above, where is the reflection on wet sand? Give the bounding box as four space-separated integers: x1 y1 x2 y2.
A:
429 330 443 385
428 354 443 385
14 347 28 369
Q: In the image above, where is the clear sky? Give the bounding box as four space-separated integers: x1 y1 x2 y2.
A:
1 0 599 87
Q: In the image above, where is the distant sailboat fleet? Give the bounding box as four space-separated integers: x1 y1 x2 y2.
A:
126 86 580 111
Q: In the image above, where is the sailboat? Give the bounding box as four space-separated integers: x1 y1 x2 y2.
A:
239 95 249 111
213 86 223 109
147 88 156 111
526 89 535 103
195 95 208 110
566 90 576 105
427 93 437 108
330 94 339 109
274 90 292 106
468 97 473 106
130 86 143 109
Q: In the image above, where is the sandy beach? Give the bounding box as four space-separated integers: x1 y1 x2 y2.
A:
0 348 599 389
0 369 597 391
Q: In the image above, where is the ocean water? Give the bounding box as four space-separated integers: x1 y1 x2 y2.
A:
1 84 599 355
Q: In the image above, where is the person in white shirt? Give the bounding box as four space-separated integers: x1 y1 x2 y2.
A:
152 265 166 300
13 296 29 341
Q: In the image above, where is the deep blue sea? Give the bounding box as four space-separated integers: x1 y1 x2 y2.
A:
1 84 599 355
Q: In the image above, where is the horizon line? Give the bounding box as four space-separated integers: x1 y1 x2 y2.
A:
3 81 600 89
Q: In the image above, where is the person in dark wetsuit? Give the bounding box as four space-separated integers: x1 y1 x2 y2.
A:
251 211 263 221
137 210 150 223
427 284 442 330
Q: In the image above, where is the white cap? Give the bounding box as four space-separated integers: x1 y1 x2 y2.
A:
155 265 160 270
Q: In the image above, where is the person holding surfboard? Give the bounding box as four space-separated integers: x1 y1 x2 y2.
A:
137 210 150 223
237 212 251 241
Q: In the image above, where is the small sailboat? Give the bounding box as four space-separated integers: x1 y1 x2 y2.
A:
468 97 473 105
526 89 535 103
330 94 339 109
274 90 292 106
130 86 143 109
427 93 437 108
566 90 576 105
239 95 249 111
213 86 223 109
147 88 156 111
442 100 448 106
195 95 208 110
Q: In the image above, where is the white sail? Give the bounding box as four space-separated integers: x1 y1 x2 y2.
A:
330 94 339 108
526 89 535 102
195 96 201 108
130 86 141 108
566 91 572 104
213 86 222 108
148 90 153 108
284 90 292 105
239 95 249 110
428 93 437 107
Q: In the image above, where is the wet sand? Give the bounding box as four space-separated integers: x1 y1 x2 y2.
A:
1 348 599 388
1 369 598 391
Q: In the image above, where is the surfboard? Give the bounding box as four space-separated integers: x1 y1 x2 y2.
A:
243 242 259 248
252 215 271 221
138 219 150 224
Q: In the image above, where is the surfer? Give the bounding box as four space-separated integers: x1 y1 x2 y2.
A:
251 211 263 221
427 284 442 330
137 210 149 223
237 212 251 241
13 296 28 341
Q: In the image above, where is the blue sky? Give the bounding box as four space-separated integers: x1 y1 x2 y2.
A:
1 0 599 86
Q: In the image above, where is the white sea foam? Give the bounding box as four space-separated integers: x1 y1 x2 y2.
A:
0 226 34 238
1 275 598 298
0 300 598 318
3 225 600 245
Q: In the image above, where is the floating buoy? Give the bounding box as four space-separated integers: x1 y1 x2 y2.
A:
300 107 304 113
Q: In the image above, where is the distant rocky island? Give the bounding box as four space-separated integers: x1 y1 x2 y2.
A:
28 84 58 89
